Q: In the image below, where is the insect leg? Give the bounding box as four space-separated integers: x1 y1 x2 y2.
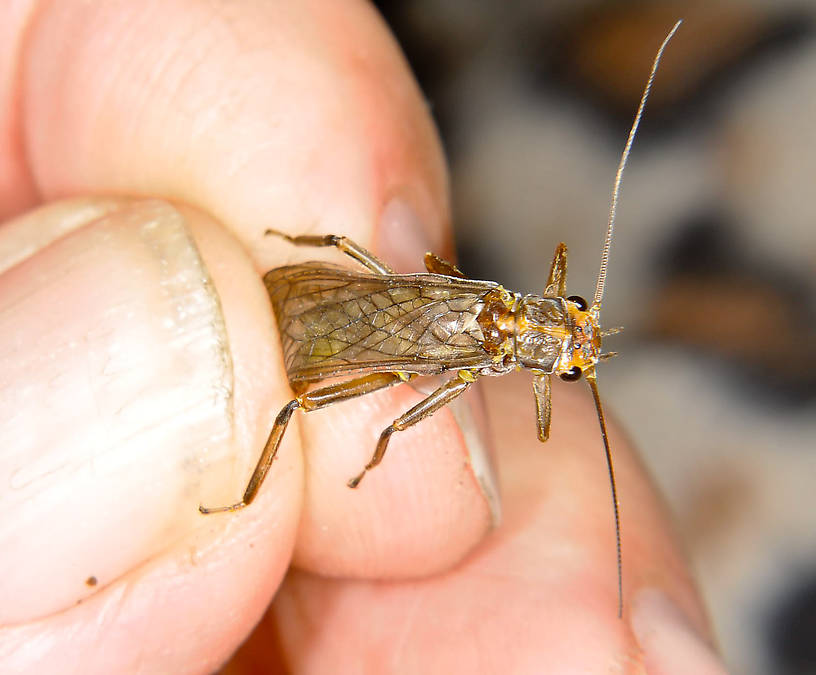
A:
264 228 393 274
532 372 552 442
348 372 476 488
199 372 412 513
543 243 568 297
423 252 466 278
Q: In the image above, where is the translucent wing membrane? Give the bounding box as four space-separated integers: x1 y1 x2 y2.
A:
264 262 499 381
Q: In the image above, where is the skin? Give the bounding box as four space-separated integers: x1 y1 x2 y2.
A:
0 1 724 672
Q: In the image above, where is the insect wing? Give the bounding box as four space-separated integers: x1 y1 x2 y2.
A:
265 262 498 381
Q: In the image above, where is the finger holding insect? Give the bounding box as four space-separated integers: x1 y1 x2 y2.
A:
1 0 495 670
14 0 494 577
10 0 495 553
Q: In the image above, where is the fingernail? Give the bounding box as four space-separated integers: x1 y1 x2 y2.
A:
446 387 501 525
376 197 435 273
631 588 728 675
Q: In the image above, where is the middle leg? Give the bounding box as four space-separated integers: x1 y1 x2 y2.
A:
348 371 477 487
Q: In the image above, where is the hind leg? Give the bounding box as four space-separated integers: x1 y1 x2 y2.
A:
347 371 476 488
199 371 413 513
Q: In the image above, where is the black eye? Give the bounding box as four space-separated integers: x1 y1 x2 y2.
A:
567 295 587 311
560 366 582 382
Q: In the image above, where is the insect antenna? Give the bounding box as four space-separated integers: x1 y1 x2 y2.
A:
584 369 622 616
592 19 682 309
588 20 681 618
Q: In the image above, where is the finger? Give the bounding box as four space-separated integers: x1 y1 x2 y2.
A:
0 199 298 672
10 0 496 578
10 0 450 253
260 373 724 673
1 0 496 667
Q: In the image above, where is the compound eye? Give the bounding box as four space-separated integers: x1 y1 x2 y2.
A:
567 295 588 312
559 366 582 382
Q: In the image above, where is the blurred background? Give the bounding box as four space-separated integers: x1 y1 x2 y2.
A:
371 2 816 674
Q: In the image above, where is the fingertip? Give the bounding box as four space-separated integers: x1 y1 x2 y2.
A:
19 0 451 264
0 199 301 667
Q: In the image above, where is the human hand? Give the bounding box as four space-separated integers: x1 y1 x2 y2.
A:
0 2 725 672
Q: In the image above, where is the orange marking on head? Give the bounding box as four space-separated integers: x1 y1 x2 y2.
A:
557 303 602 375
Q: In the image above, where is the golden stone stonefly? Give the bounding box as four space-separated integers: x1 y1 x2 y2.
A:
201 21 682 617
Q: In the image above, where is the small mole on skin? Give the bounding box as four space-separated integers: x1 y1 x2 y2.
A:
85 576 98 587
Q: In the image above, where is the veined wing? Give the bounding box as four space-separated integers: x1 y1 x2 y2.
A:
264 262 498 381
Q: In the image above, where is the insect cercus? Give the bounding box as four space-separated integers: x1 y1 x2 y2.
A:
201 21 683 617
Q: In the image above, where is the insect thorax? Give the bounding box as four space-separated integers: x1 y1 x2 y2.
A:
516 295 573 371
475 290 602 375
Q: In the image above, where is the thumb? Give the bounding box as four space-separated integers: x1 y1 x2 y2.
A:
0 199 298 669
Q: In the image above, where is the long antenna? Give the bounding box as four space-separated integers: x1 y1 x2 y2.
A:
585 370 623 618
593 20 682 308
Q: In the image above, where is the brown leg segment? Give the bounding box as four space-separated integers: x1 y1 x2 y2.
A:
199 372 411 513
532 372 552 442
347 373 476 488
264 228 393 274
543 243 568 297
423 252 466 278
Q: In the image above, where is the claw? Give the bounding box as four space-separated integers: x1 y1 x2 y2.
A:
347 471 366 488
